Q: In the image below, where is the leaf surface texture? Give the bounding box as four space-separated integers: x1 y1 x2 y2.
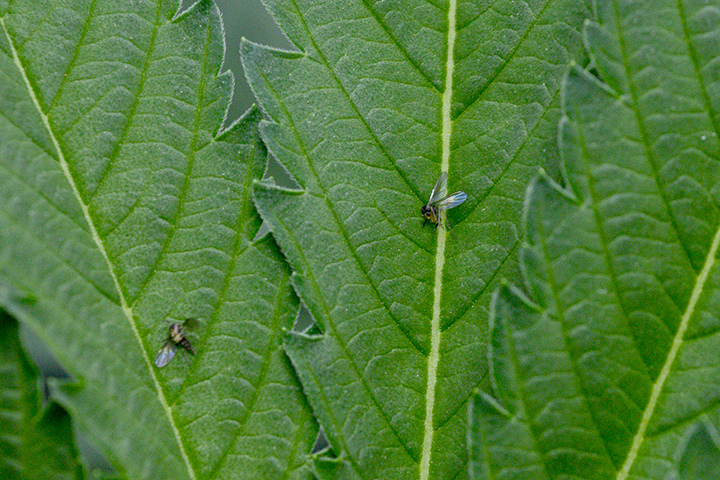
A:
243 0 591 477
0 1 315 478
469 0 720 478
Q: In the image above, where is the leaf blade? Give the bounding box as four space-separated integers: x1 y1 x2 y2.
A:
244 0 592 477
470 0 720 476
0 1 316 478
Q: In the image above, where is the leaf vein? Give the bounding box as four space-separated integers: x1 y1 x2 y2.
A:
0 11 197 480
286 0 426 203
452 0 555 121
129 15 213 305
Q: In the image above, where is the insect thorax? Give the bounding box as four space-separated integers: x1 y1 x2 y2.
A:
421 204 438 222
169 323 184 343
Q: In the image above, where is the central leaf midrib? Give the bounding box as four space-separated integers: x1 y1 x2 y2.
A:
0 14 197 480
419 0 456 477
604 1 720 475
616 223 720 479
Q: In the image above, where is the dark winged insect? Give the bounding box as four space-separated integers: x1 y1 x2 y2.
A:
154 319 197 368
421 172 467 237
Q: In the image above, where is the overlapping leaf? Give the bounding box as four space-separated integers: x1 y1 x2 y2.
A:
0 311 83 480
0 0 315 478
670 420 720 480
242 0 592 477
469 0 720 478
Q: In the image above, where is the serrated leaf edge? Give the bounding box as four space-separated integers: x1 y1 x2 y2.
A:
0 15 197 480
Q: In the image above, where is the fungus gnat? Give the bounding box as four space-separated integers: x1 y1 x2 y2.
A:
154 320 196 368
421 172 467 237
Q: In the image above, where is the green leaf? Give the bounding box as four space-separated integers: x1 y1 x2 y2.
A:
469 0 720 477
242 0 591 477
671 419 720 480
0 311 84 480
0 1 315 478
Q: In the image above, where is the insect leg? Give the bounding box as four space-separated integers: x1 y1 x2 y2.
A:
445 219 459 241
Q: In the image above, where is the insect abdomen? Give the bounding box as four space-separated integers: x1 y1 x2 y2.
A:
179 338 195 355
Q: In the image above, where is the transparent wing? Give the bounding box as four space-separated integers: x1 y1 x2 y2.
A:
436 191 467 210
428 172 448 204
183 317 199 331
154 342 177 368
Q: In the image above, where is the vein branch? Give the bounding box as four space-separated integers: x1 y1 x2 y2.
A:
0 16 197 480
616 215 720 479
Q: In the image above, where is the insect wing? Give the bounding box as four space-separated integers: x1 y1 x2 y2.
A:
436 191 467 210
154 341 177 368
428 172 448 205
182 317 199 331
